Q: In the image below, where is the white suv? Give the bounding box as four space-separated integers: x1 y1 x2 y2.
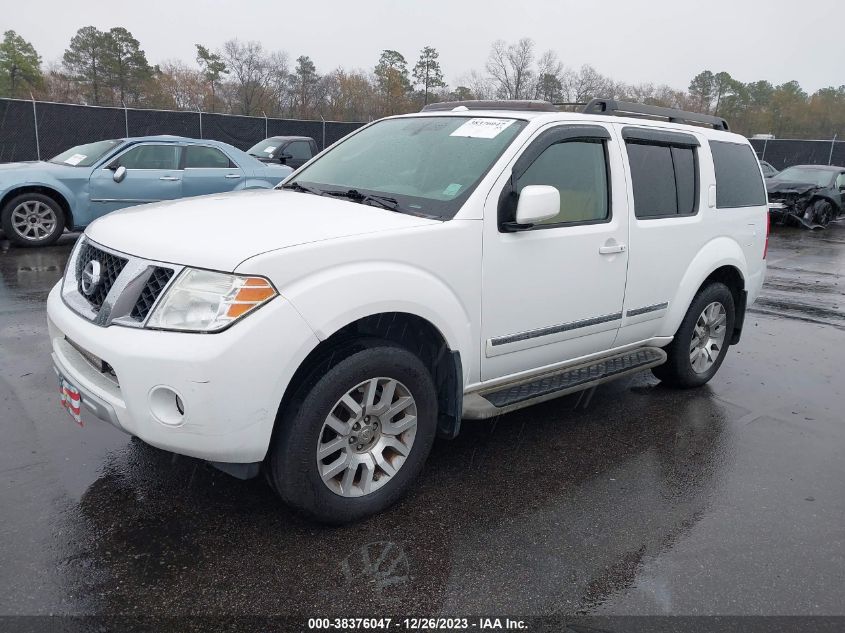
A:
47 99 768 523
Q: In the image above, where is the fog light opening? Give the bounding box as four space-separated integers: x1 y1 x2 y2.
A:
149 386 186 426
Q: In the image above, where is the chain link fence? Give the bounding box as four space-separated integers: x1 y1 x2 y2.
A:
0 98 365 163
749 137 845 171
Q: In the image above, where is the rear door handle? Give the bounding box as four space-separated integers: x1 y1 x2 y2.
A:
224 174 241 179
159 176 180 181
599 244 627 255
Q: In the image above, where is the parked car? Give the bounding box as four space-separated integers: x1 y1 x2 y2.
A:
766 164 845 228
247 136 318 169
759 160 779 178
0 136 293 247
47 99 768 523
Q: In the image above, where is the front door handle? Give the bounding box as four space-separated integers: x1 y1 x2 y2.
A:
159 176 180 181
224 174 241 179
599 243 627 255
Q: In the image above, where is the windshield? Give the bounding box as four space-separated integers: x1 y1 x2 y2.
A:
773 167 835 187
287 116 527 219
248 138 283 159
49 139 123 167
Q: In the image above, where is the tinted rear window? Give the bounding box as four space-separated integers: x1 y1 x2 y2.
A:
626 143 697 218
710 141 767 208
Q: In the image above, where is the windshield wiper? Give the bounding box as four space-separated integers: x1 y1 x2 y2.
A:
324 189 401 212
280 182 324 196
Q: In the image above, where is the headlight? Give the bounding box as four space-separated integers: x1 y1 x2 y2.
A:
146 268 277 332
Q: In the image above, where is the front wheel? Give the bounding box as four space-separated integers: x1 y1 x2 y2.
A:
267 342 438 524
652 282 735 388
1 193 65 247
808 199 834 228
0 193 65 246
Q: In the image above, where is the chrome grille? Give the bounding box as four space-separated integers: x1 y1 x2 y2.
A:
130 267 175 321
74 243 127 311
61 237 183 328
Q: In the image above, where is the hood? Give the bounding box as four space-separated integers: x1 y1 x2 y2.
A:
85 189 439 271
766 179 824 196
257 163 294 179
0 160 76 179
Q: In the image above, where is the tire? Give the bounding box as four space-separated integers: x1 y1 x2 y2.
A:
652 282 735 389
1 193 65 247
267 341 438 524
809 199 834 228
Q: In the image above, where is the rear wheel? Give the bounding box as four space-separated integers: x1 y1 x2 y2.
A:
1 193 65 247
652 282 735 388
266 342 438 524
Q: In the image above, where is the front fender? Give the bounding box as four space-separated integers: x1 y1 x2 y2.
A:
661 237 748 337
278 261 474 377
1 176 78 218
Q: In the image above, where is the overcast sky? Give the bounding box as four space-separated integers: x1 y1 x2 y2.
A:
10 0 843 93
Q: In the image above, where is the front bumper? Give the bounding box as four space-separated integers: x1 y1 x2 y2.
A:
47 282 320 463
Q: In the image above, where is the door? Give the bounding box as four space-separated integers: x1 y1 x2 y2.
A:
836 172 845 210
480 123 630 381
282 140 314 169
181 144 244 197
89 143 183 214
613 127 704 347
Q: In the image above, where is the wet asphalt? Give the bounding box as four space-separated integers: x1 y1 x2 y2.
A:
0 224 843 619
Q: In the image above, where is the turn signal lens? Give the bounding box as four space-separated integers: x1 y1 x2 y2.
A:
226 279 276 318
146 269 278 332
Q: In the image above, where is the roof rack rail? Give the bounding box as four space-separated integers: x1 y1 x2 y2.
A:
421 100 559 113
583 98 730 131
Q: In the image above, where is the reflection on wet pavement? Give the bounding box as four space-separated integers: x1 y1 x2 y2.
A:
1 226 843 617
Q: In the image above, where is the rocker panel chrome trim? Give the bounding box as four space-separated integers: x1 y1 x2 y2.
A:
490 311 623 347
626 302 669 317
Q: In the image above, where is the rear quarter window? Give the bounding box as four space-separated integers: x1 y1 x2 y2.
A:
710 141 767 208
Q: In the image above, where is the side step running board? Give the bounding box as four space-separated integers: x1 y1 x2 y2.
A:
463 347 666 419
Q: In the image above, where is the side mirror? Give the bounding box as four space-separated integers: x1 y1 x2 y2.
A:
279 152 293 164
513 185 560 227
112 165 127 183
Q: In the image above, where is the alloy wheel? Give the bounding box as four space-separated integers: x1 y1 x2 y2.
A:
11 200 58 242
689 301 728 373
316 377 417 497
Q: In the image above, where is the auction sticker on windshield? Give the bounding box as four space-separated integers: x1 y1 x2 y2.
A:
63 154 87 166
450 118 515 139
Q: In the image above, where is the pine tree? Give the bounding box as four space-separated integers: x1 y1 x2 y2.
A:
412 46 445 105
0 30 42 98
374 50 410 114
102 27 152 105
196 44 228 112
63 26 109 105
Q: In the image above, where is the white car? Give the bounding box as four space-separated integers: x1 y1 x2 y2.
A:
47 99 768 523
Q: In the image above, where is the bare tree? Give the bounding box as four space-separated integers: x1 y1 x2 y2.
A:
457 70 495 100
561 64 614 103
221 39 276 115
265 50 290 115
149 60 208 110
486 38 535 99
534 50 563 101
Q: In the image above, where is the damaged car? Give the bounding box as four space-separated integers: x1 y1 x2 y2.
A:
766 165 845 228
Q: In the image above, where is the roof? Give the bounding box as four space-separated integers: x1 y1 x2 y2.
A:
266 135 315 142
392 109 747 143
421 98 730 131
121 135 233 147
788 164 845 172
